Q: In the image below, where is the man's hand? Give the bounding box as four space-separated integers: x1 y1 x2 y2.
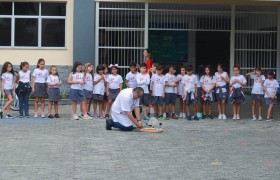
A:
137 121 142 128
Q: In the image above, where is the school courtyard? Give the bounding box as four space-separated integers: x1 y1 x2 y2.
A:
0 101 279 179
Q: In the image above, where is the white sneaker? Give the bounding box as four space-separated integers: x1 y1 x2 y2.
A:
236 114 240 120
218 114 223 120
252 115 257 121
222 114 227 120
182 113 186 118
232 115 237 120
258 116 263 121
179 112 183 118
163 113 166 118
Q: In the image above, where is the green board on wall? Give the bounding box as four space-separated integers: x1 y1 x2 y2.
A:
149 30 188 63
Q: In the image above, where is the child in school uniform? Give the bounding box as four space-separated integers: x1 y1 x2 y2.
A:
83 63 94 117
176 66 186 118
229 64 247 120
16 61 32 118
200 65 216 119
164 65 178 119
93 65 106 118
105 65 123 118
137 63 150 120
32 58 49 118
151 65 165 120
182 65 199 121
263 71 279 121
0 62 15 119
67 62 92 120
215 64 230 120
46 65 62 118
148 62 158 116
101 64 109 117
246 67 265 121
125 62 139 88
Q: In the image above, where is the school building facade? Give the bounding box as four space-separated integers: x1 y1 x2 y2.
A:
1 0 280 86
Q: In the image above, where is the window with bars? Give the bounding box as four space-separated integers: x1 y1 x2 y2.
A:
0 2 66 48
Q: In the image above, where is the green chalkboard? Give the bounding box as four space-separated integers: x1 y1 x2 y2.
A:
149 30 188 63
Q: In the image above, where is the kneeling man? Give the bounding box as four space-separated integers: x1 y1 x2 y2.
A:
106 87 144 131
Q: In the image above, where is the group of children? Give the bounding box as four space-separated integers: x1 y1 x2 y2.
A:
0 54 279 121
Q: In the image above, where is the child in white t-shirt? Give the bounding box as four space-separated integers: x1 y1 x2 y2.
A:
93 65 106 118
151 65 165 120
246 67 265 120
105 65 123 118
263 71 279 121
32 59 49 118
137 63 150 120
101 64 109 118
176 66 186 118
182 65 199 120
125 62 138 88
82 63 94 117
164 65 178 119
229 65 247 120
0 61 15 119
200 65 216 119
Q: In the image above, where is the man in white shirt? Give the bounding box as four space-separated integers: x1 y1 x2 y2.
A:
106 87 144 131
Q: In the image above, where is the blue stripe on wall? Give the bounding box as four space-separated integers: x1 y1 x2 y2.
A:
73 0 95 65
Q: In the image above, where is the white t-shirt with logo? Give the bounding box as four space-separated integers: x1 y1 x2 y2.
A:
230 75 247 88
19 70 31 83
46 75 61 88
215 72 228 87
70 72 84 90
107 74 123 89
176 74 184 95
136 73 150 94
263 79 279 98
32 68 48 83
200 75 216 91
111 88 140 127
151 74 165 96
182 74 198 92
126 71 139 88
83 73 93 91
250 74 265 95
1 72 13 90
165 73 176 93
93 73 105 95
150 72 156 90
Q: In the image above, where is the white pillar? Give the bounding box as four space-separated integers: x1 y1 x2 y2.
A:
95 2 100 67
144 2 149 51
277 7 280 80
230 4 236 77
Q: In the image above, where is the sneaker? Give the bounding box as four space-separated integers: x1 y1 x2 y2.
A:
222 114 227 120
172 113 179 119
232 115 237 120
83 115 93 120
154 113 159 118
179 112 183 118
182 113 186 118
106 119 113 130
0 112 3 119
147 112 151 117
48 114 54 118
266 117 271 122
236 114 240 120
87 112 93 117
79 114 84 118
165 113 170 120
19 114 24 118
105 114 109 118
143 116 150 121
159 115 165 120
54 114 60 118
41 113 45 118
258 116 263 121
202 114 206 119
187 115 192 121
252 115 257 121
208 115 213 119
100 114 104 119
73 115 79 120
25 114 30 118
218 114 222 120
34 112 38 118
193 115 199 121
6 114 13 119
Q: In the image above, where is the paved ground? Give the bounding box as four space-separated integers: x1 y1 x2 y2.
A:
0 100 279 180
